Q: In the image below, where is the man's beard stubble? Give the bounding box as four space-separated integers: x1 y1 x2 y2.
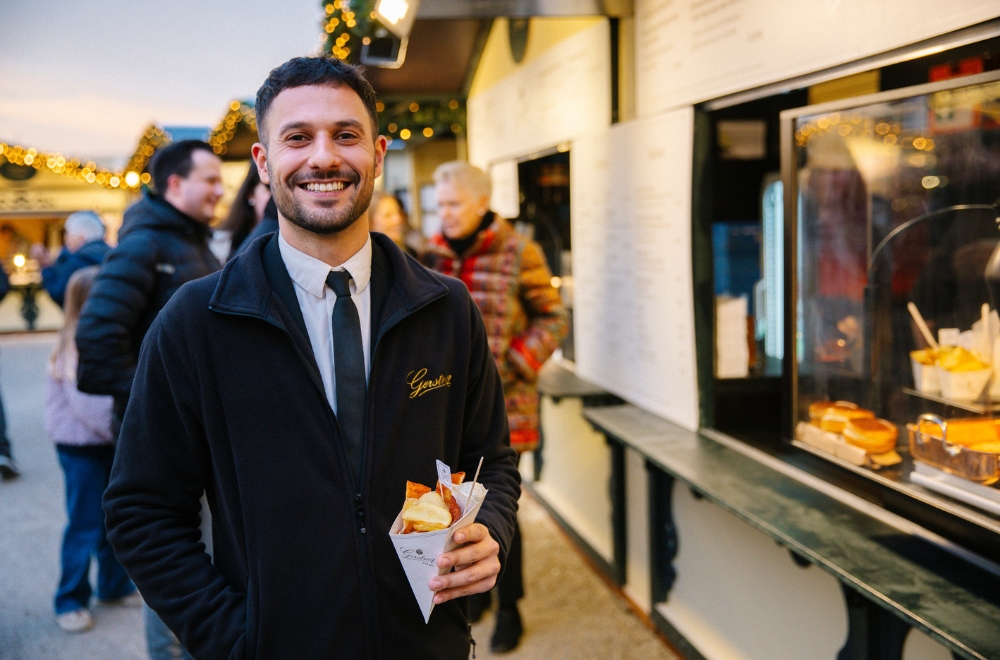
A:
270 165 374 235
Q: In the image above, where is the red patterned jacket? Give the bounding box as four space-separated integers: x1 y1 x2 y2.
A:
423 215 568 452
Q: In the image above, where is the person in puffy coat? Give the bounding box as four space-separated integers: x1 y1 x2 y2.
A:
75 140 220 660
423 161 568 653
75 140 223 439
48 266 139 634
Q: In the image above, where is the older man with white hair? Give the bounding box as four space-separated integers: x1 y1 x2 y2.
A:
35 211 110 308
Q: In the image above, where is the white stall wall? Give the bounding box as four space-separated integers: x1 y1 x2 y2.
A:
624 448 652 612
531 395 615 562
466 21 611 167
571 108 700 431
489 159 521 220
635 0 1000 116
660 484 848 660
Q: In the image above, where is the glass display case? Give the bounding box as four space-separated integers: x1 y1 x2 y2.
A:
782 71 1000 539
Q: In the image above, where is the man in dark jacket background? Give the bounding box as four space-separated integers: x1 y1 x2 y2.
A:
76 138 222 660
103 56 520 660
33 210 110 308
76 139 223 436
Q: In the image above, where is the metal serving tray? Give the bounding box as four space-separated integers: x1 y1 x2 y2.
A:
907 414 1000 485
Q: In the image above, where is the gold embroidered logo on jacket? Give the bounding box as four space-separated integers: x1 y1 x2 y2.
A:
406 369 453 398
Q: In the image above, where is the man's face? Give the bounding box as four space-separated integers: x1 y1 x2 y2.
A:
168 150 224 224
253 84 386 236
436 181 488 240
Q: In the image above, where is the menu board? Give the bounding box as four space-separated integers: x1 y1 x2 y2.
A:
467 21 611 167
572 107 699 431
636 0 1000 116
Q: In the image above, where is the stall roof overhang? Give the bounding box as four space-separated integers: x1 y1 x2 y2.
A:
368 0 630 98
418 0 632 18
366 20 490 96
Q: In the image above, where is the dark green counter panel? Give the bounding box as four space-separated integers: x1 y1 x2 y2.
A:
583 405 1000 660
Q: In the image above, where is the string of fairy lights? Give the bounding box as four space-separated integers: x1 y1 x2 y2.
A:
0 90 461 193
0 141 152 191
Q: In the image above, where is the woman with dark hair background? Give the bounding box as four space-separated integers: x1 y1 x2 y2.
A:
219 164 271 260
370 190 424 257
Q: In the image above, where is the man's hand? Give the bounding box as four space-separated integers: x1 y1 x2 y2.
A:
429 523 500 604
29 243 52 267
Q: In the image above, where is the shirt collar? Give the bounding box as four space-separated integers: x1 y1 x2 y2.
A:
278 231 372 299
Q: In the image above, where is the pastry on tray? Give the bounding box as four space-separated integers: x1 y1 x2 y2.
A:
816 402 875 434
843 418 898 454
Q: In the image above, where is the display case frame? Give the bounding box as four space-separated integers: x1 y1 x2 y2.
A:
780 69 1000 551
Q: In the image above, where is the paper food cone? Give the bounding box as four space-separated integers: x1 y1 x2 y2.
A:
389 481 488 623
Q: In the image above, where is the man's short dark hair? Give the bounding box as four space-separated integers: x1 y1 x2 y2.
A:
149 140 215 195
255 57 379 144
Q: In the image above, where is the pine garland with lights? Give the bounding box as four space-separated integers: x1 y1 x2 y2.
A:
320 0 376 63
378 98 466 143
208 101 257 156
124 125 168 180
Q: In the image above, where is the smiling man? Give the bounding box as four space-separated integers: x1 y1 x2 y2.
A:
103 57 521 660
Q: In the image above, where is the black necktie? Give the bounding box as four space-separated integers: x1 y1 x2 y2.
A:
326 270 366 487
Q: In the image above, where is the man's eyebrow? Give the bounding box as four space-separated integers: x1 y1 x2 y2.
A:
276 119 368 135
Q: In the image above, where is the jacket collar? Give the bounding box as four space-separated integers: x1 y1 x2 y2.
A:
209 231 448 336
427 214 509 260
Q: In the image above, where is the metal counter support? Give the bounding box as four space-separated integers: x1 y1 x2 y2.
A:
607 437 627 586
648 464 677 604
838 584 913 660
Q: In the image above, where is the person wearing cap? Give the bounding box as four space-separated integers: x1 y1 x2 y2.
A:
34 211 110 308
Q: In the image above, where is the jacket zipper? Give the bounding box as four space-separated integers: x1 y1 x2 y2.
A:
353 290 450 659
209 306 376 656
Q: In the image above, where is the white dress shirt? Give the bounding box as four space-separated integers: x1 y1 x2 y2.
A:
278 232 372 415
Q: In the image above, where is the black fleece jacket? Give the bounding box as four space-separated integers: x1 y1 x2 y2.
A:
76 193 221 433
103 233 521 660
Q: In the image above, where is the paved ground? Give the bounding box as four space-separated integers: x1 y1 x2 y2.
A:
0 334 145 660
0 333 679 660
471 494 680 660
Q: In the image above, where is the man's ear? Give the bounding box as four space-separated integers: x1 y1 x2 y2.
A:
165 173 183 196
373 135 388 179
251 143 270 185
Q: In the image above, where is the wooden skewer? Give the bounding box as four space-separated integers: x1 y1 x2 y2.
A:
908 302 938 350
982 303 991 365
464 457 484 512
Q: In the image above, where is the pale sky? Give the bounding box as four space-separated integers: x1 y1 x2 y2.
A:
0 0 323 163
